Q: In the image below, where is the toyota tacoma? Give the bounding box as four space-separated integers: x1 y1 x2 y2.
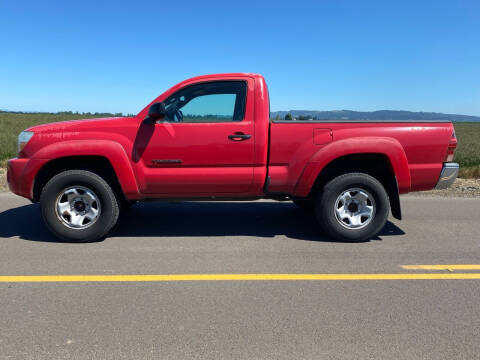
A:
7 73 459 242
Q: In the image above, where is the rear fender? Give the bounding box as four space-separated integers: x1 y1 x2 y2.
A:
294 137 411 197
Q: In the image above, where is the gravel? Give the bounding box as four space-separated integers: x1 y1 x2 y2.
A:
405 178 480 198
0 167 6 192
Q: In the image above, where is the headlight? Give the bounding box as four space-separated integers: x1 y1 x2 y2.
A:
18 131 34 153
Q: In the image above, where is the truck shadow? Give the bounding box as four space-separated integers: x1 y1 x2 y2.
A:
0 201 404 243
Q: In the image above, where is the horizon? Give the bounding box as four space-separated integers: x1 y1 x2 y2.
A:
2 108 480 120
1 1 479 115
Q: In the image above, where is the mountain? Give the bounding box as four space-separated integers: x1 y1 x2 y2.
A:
2 109 479 122
269 110 480 122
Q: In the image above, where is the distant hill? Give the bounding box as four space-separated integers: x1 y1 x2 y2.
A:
270 110 480 122
1 109 479 122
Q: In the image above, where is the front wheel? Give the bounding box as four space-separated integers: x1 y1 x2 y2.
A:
40 170 120 242
315 173 389 242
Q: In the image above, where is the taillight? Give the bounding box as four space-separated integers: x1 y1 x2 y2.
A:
445 130 457 162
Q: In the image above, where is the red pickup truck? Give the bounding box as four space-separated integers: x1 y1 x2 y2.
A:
7 73 459 243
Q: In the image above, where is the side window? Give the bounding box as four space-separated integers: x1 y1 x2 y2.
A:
163 81 247 123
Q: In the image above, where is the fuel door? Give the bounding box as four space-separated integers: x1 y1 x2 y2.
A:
313 128 333 145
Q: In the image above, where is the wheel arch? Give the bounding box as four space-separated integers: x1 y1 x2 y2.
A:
33 155 124 203
30 140 140 202
311 153 402 219
294 138 409 221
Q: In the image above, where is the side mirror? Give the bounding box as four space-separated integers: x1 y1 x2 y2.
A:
147 102 166 121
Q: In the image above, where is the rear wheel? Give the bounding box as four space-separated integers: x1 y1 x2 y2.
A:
40 170 120 242
315 173 389 242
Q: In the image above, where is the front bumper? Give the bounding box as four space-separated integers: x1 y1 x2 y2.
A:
435 162 459 190
7 158 31 198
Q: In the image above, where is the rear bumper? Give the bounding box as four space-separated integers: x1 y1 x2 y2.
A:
435 162 459 190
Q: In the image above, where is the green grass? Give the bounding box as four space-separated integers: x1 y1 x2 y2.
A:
0 112 479 177
452 123 480 178
0 112 121 167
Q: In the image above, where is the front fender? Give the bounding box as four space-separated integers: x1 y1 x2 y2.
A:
31 140 140 199
294 137 411 197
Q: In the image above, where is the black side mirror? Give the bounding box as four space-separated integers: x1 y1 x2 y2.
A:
147 102 166 121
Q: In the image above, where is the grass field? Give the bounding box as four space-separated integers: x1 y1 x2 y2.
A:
451 123 480 178
0 112 479 177
0 112 117 167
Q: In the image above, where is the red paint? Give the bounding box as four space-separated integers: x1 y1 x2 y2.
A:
7 73 455 201
313 129 333 145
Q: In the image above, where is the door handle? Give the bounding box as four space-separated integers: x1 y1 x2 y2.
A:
228 133 251 141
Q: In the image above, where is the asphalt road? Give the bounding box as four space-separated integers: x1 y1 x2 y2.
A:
0 193 479 359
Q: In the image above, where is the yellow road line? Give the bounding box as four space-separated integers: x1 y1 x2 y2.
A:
401 265 480 271
2 273 480 282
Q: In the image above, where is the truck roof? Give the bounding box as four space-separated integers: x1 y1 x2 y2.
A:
178 73 264 83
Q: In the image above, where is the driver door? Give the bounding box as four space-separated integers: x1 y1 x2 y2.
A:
138 79 255 195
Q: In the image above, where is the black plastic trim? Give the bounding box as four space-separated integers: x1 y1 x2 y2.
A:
389 176 402 220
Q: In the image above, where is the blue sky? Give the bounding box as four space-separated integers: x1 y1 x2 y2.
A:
0 0 479 115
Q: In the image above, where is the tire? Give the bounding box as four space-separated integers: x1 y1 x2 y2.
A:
293 199 314 211
40 170 120 242
315 173 389 242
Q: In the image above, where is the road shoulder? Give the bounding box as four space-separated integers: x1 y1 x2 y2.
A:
0 167 6 192
404 178 480 198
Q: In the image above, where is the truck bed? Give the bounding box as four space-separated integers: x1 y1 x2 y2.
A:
267 121 454 195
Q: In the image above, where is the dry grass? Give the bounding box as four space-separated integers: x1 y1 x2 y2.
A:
459 166 480 178
0 168 7 192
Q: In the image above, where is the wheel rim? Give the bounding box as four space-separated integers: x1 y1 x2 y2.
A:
55 186 101 229
334 188 375 229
